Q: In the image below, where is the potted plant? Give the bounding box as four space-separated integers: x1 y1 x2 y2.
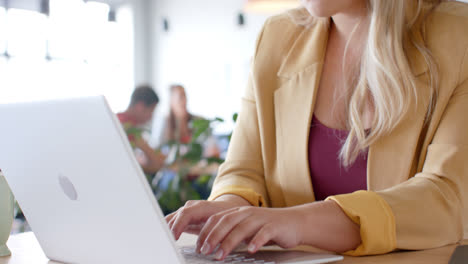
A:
152 116 229 215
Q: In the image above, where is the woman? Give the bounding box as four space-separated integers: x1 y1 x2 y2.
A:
162 84 220 157
163 84 195 145
167 0 468 260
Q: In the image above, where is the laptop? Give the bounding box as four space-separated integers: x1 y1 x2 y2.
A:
0 96 343 264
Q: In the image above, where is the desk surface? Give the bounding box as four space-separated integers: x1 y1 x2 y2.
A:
0 232 466 264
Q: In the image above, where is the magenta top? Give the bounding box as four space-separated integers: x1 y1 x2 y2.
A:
308 115 368 201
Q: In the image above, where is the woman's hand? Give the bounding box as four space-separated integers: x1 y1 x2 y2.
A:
165 195 251 240
195 200 362 260
167 198 361 260
195 206 306 260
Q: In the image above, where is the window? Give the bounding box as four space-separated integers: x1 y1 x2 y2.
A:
0 57 46 103
49 0 86 60
0 7 6 54
6 8 47 58
0 2 135 112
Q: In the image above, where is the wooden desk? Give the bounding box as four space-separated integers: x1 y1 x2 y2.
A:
0 232 466 264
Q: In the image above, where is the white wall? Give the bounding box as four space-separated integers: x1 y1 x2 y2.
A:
149 0 270 142
132 0 154 86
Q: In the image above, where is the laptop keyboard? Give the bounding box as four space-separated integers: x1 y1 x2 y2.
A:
181 246 275 264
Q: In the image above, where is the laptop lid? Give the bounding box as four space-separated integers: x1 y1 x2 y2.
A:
0 96 184 264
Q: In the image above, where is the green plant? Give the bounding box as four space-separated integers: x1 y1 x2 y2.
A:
152 117 226 215
121 123 146 148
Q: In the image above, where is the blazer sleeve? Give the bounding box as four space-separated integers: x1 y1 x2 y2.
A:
328 46 468 256
207 20 270 207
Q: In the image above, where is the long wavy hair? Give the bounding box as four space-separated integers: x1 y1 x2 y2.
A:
291 0 442 166
166 84 193 143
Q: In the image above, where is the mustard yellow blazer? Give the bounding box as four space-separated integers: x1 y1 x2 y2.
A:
208 2 468 256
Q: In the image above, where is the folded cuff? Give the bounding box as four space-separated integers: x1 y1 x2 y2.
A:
326 190 397 256
208 185 266 207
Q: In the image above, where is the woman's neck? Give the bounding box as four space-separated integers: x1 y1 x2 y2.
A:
331 3 368 42
328 4 369 69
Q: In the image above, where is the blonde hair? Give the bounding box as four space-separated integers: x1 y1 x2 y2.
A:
290 0 441 166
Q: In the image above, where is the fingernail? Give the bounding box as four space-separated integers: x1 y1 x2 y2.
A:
201 243 211 255
214 249 224 260
248 244 256 253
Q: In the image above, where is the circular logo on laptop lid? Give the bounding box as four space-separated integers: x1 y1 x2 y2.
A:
58 174 78 201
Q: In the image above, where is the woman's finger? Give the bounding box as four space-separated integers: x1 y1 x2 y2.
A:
213 216 264 260
184 223 205 235
171 202 208 239
166 209 182 230
247 223 277 254
167 205 187 230
196 207 240 253
201 209 254 256
165 211 176 223
167 212 179 230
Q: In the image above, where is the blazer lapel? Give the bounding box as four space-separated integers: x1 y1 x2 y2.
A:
274 18 329 207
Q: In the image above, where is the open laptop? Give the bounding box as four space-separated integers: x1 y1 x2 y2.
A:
0 96 343 264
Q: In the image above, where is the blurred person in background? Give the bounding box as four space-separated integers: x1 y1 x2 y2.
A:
163 84 196 145
162 84 220 158
155 85 222 211
117 85 166 174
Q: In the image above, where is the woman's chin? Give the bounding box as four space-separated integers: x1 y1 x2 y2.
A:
302 5 336 18
300 0 352 18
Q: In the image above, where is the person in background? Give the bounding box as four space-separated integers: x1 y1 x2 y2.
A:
162 84 195 145
117 85 166 174
167 0 468 261
162 84 220 158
